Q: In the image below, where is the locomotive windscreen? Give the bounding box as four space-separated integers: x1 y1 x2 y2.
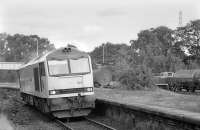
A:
70 58 90 74
48 57 90 76
48 60 69 76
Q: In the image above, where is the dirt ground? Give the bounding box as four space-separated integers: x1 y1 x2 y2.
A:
95 88 200 113
0 88 62 130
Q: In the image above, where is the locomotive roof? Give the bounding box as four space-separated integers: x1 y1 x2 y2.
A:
19 47 88 69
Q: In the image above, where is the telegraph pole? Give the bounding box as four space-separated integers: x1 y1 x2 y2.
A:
102 43 105 65
33 38 39 57
179 11 182 27
36 38 38 57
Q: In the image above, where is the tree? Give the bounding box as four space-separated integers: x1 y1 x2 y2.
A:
130 28 165 72
90 42 129 65
173 20 200 57
130 29 163 56
130 26 175 57
0 33 55 82
129 26 185 73
91 20 200 89
0 33 8 61
152 26 174 56
5 34 55 62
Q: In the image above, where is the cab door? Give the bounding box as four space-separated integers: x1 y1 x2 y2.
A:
39 62 46 92
33 67 40 91
33 62 46 93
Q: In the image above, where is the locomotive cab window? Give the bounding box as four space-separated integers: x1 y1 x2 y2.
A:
69 57 90 74
48 60 69 76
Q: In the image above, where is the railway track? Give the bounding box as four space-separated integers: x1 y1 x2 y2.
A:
54 119 74 130
158 85 200 95
55 117 117 130
9 90 116 130
166 88 200 95
176 91 200 95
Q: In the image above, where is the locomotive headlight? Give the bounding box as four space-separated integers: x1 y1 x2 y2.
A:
86 87 93 92
49 90 56 95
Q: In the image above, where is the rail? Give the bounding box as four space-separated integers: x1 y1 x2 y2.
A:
54 117 117 130
84 117 117 130
54 119 74 130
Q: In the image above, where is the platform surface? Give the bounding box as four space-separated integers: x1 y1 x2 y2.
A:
95 88 200 123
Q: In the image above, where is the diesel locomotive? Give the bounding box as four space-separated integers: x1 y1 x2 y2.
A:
18 46 95 118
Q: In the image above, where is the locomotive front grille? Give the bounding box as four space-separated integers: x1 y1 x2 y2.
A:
49 87 93 95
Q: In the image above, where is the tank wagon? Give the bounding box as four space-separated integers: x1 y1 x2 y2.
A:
153 72 174 89
18 47 95 118
167 69 200 92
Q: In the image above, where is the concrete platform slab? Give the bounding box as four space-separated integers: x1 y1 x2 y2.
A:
95 88 200 125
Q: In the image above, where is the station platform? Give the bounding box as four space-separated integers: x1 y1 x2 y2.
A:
94 88 200 124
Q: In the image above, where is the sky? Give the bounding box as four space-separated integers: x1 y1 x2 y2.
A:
0 0 199 52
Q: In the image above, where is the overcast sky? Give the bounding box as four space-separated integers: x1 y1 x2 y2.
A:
0 0 199 52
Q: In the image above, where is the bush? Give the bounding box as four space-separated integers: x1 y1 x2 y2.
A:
118 65 155 90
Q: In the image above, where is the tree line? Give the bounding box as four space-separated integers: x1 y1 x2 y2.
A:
90 20 200 89
0 20 200 87
0 33 55 62
0 33 55 82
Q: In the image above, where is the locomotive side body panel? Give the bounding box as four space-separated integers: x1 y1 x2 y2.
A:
19 65 35 96
19 61 48 98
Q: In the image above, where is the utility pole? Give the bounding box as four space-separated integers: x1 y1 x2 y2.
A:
102 43 105 65
33 38 39 57
179 11 182 27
